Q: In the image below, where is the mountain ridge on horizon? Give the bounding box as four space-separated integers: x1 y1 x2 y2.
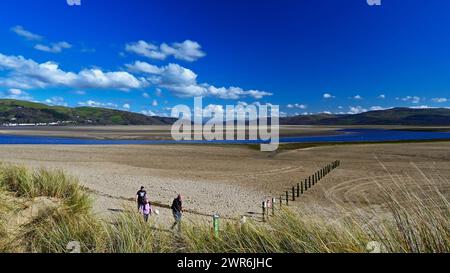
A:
1 99 450 126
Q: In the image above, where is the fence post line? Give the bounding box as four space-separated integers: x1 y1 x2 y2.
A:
301 180 304 194
285 191 289 206
280 195 282 207
308 176 311 188
297 183 300 197
292 186 295 201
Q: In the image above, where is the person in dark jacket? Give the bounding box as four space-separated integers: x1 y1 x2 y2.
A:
171 194 183 231
136 186 147 211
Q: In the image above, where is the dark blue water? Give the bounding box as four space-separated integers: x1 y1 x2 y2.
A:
0 129 450 145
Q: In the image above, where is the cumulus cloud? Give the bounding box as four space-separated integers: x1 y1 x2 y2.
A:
45 96 68 106
378 94 386 99
399 96 421 104
141 110 157 116
126 61 272 100
431 97 448 103
125 40 206 62
11 26 72 54
122 103 131 110
410 105 433 109
0 53 146 90
348 106 367 114
287 103 307 109
353 95 363 100
370 106 389 111
11 25 42 41
34 41 72 53
323 93 335 99
77 100 118 109
0 88 33 100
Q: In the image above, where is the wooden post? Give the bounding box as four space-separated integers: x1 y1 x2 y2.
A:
292 186 295 201
262 201 266 222
280 195 282 207
308 176 311 188
301 180 304 194
297 183 300 197
272 197 275 216
285 191 289 206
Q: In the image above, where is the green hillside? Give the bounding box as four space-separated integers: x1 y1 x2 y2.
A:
281 108 450 126
0 99 175 125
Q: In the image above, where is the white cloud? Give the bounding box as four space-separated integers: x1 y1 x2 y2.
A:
73 90 86 95
287 103 307 109
323 93 335 99
370 106 388 111
353 95 363 100
410 105 433 109
125 40 206 62
431 97 448 103
122 103 131 110
0 88 33 101
11 25 42 41
126 61 162 74
142 92 150 98
126 61 272 100
155 88 162 97
152 99 158 107
34 41 72 53
400 96 421 104
141 110 157 116
348 106 367 114
45 96 68 106
0 53 146 90
78 100 118 109
378 94 386 99
7 88 23 96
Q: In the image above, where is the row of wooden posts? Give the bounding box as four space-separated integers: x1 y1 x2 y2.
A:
262 160 341 221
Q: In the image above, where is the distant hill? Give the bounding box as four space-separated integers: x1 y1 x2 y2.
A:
2 99 450 127
0 99 175 125
281 108 450 126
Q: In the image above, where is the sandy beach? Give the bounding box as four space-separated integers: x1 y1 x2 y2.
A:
0 140 449 225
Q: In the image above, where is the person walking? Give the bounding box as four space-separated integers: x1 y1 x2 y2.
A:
171 194 183 231
136 186 147 211
141 197 152 222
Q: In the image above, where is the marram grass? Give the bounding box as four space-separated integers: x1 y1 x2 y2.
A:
0 164 448 253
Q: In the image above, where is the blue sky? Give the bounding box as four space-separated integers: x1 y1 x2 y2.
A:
1 0 450 117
